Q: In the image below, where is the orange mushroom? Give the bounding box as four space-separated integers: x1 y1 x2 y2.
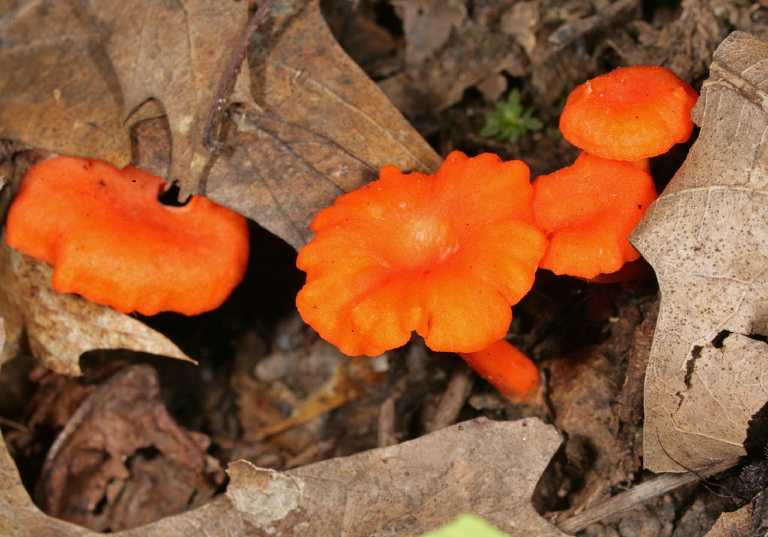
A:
459 339 540 401
296 151 548 358
532 152 658 279
559 65 698 162
6 156 249 316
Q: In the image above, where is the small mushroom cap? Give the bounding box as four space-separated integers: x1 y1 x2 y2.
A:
6 156 249 316
296 151 548 357
560 66 698 162
532 152 658 279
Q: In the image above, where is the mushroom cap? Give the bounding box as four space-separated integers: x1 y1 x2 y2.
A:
296 151 548 357
559 66 698 162
6 156 249 315
532 152 658 279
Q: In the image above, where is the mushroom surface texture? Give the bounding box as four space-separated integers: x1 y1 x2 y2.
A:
6 156 250 316
458 339 540 401
532 152 658 279
559 65 698 162
296 151 548 357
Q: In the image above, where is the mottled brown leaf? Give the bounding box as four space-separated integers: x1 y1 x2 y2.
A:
36 366 225 532
631 31 768 473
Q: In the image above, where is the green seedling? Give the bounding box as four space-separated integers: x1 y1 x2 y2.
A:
419 514 511 537
481 89 544 142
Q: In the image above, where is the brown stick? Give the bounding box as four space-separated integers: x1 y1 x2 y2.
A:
202 0 276 150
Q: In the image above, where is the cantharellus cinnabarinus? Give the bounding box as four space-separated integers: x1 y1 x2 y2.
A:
532 152 658 279
559 65 698 162
296 151 548 358
6 156 249 316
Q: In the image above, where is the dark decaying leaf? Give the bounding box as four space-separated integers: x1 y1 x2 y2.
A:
35 365 225 532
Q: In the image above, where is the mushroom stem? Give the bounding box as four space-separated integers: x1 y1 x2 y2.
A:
458 339 540 401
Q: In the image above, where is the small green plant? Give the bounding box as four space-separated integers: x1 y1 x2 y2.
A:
419 514 511 537
481 89 544 142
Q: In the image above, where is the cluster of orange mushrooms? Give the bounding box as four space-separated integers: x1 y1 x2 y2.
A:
5 66 697 401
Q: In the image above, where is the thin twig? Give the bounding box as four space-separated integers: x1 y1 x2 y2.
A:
202 0 275 150
556 458 740 534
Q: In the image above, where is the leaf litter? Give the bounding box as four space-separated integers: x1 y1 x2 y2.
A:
1 0 768 536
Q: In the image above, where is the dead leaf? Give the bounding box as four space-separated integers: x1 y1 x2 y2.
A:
391 0 466 70
35 365 225 532
0 238 192 376
0 418 565 536
133 0 441 251
379 3 528 115
0 0 130 167
82 0 256 199
225 417 566 537
704 490 768 537
630 31 768 473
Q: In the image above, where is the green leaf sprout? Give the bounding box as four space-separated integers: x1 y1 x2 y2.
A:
481 89 544 142
419 514 511 537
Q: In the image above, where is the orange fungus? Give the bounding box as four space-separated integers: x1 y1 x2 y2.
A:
296 151 548 357
532 152 658 279
559 65 698 162
6 156 250 316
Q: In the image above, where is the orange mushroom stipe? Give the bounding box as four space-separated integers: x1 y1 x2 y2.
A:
532 152 658 280
559 65 698 162
459 339 540 401
6 156 250 316
296 151 548 357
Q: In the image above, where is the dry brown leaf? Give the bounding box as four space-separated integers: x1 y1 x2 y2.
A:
134 0 441 250
36 365 225 532
704 490 768 537
82 0 256 199
0 239 192 376
391 0 467 70
379 3 528 115
0 418 564 536
0 0 130 167
225 417 566 537
631 31 768 473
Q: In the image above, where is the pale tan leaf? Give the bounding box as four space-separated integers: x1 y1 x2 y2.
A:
0 239 192 377
630 31 768 473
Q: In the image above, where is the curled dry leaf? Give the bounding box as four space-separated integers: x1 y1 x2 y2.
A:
135 0 441 251
630 31 768 473
0 238 191 376
36 365 225 532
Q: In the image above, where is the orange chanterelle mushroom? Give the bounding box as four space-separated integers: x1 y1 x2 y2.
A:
296 151 548 358
559 65 698 162
532 152 658 280
6 156 250 316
